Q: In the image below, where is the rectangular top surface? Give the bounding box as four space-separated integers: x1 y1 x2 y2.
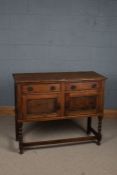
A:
13 71 107 83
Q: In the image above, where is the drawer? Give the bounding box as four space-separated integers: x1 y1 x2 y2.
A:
22 83 60 93
66 82 99 91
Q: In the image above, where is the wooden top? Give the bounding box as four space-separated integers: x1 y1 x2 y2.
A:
13 71 107 83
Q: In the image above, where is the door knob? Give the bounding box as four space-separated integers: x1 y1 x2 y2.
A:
92 84 97 88
50 86 56 91
71 85 77 90
27 86 33 91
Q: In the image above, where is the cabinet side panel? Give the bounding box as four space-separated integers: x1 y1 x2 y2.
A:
98 80 105 114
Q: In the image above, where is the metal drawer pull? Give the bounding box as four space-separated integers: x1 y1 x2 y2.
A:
71 85 77 90
92 84 97 88
27 86 33 91
50 86 56 91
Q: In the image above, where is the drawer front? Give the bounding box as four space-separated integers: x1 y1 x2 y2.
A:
22 83 60 93
66 82 99 91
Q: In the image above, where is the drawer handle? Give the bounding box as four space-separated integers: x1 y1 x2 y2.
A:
92 84 97 88
50 86 56 91
71 85 77 90
27 86 33 91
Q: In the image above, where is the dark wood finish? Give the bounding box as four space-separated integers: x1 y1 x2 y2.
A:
13 71 106 154
87 117 92 135
23 136 97 147
1 107 117 118
18 123 23 154
97 116 103 145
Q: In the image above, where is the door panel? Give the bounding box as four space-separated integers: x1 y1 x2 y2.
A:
22 94 61 120
65 93 98 116
27 98 58 115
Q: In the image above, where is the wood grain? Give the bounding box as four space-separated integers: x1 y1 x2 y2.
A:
0 106 116 118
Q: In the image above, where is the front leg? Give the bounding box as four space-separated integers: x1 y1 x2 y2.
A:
87 117 92 135
18 122 24 154
15 116 19 141
97 116 103 145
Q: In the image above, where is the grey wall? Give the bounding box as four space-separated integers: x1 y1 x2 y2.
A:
0 0 117 108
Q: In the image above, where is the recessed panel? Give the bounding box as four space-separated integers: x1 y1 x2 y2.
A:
27 98 57 115
69 96 97 112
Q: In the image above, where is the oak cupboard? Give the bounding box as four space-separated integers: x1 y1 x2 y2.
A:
13 71 106 154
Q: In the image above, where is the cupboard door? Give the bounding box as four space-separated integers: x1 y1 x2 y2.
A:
21 94 61 120
65 92 98 116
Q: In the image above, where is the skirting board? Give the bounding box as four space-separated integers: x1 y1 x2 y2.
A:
0 106 117 118
0 106 15 116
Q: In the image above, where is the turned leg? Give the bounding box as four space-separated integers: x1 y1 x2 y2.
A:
18 122 24 154
97 116 103 145
15 116 19 141
87 117 92 135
